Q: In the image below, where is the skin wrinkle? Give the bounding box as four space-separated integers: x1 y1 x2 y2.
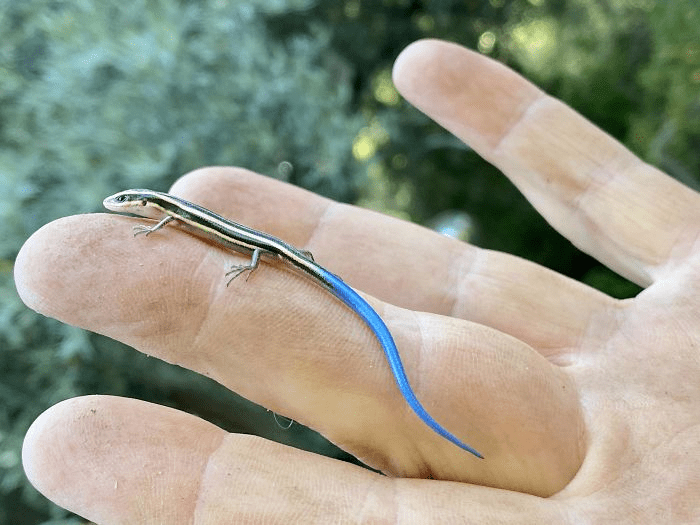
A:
410 310 428 401
568 163 654 285
491 91 548 160
354 474 395 524
560 412 627 500
646 206 700 284
567 157 616 222
572 297 623 364
172 236 229 371
449 247 603 357
296 196 338 261
393 482 421 525
567 340 661 497
189 249 232 376
192 426 227 524
565 196 616 280
500 96 634 196
682 228 700 269
446 241 481 322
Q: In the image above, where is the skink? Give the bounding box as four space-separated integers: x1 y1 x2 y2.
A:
103 189 483 458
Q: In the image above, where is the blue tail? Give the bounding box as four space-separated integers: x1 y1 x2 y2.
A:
320 269 483 459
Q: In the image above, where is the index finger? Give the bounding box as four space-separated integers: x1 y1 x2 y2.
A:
171 167 613 356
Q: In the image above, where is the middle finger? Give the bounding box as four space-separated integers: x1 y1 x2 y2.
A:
174 168 617 356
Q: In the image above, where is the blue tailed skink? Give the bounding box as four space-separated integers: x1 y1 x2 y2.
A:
103 189 483 458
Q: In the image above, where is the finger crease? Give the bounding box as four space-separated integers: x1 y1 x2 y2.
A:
303 200 340 254
448 244 486 320
492 91 549 156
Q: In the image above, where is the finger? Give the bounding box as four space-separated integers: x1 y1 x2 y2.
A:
23 396 566 523
23 396 225 524
15 209 583 494
171 167 616 355
392 39 700 287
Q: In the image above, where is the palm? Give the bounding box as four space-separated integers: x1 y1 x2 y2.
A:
559 278 700 514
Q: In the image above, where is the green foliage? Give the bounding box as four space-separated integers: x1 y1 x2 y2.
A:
0 0 361 260
634 2 700 188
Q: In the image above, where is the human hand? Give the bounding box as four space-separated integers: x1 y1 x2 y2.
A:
16 39 699 522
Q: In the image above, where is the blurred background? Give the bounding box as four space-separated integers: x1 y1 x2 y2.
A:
1 0 698 522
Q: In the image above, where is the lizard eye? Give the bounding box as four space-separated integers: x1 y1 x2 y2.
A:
115 194 127 202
